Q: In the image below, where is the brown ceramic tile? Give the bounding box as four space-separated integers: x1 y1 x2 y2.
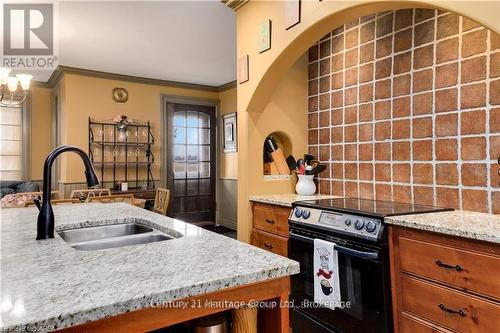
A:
345 163 358 180
436 163 458 185
461 83 486 109
308 113 318 128
331 127 343 143
361 14 376 23
461 163 487 186
492 33 500 50
308 62 319 79
331 91 343 108
359 103 373 122
435 88 458 113
462 189 488 213
462 29 487 58
345 106 357 124
435 139 458 160
393 97 410 118
319 180 332 195
345 181 359 197
308 45 319 62
395 9 413 30
394 52 411 75
375 79 391 99
321 32 331 41
415 9 435 23
413 164 433 184
320 58 331 76
359 163 374 180
345 48 359 68
461 56 486 84
375 142 391 160
331 72 343 89
359 143 373 161
413 69 433 93
308 129 318 145
490 79 500 105
435 62 458 88
331 53 344 72
319 146 330 162
345 144 357 161
308 97 318 112
392 141 411 160
319 128 330 144
437 14 459 39
375 163 391 181
392 120 410 139
492 192 500 214
414 20 435 46
436 37 459 64
376 13 393 37
308 79 319 95
413 45 434 69
345 87 358 106
461 137 486 160
412 117 433 138
331 162 343 178
360 42 374 64
393 185 412 204
332 25 344 36
375 121 391 141
413 93 433 115
319 76 330 93
331 146 343 161
345 28 359 49
319 111 330 127
359 124 373 141
393 75 411 97
345 68 358 87
345 125 358 142
413 140 433 161
359 63 374 83
492 164 500 188
393 163 411 183
435 113 458 137
375 100 391 120
413 186 434 206
376 35 393 58
462 17 481 32
436 187 459 209
376 184 392 201
490 135 500 159
491 53 500 78
490 108 500 133
346 18 360 30
331 108 343 125
359 182 374 200
320 39 331 58
359 83 373 103
319 93 330 110
394 28 412 52
308 146 319 159
332 180 344 196
375 58 392 79
360 21 375 43
461 109 486 135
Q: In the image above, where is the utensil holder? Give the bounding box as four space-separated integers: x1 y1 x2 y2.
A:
295 175 316 195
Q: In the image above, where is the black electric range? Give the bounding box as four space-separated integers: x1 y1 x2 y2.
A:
288 198 453 333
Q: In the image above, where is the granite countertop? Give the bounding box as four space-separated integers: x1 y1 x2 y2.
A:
386 210 500 244
249 194 343 207
0 203 299 331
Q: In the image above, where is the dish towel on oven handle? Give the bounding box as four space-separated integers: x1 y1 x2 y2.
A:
314 238 341 310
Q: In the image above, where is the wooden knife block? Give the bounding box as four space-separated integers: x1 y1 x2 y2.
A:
270 148 290 175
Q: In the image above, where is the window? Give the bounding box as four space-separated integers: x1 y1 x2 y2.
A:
0 105 28 180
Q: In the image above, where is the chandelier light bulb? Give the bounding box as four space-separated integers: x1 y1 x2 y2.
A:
0 67 11 84
7 77 19 92
16 74 33 90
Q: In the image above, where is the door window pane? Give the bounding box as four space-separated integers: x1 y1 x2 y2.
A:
173 111 186 126
199 179 210 195
187 163 198 178
199 129 210 144
174 162 186 179
186 145 198 162
199 113 210 128
187 180 198 195
199 162 210 178
199 146 210 161
174 180 186 195
186 128 198 144
173 145 185 162
173 127 186 144
0 105 24 180
186 112 198 127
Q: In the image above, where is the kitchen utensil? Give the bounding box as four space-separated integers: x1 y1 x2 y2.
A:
304 165 314 175
309 164 327 175
297 159 305 175
286 155 297 171
304 154 315 166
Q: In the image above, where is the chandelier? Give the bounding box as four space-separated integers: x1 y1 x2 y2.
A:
0 67 33 107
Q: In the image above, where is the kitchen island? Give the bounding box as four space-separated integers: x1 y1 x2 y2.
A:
0 203 299 332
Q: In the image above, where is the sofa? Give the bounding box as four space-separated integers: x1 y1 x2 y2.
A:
0 181 40 199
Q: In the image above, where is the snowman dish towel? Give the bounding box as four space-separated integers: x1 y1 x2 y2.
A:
314 238 341 310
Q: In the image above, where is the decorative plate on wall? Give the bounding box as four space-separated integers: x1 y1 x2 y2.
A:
112 87 129 103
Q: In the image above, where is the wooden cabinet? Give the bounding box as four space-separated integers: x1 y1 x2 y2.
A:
389 226 500 333
251 202 290 256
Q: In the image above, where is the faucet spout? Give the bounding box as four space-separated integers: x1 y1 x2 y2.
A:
37 145 99 240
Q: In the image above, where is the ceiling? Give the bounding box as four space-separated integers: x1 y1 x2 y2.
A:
32 1 236 86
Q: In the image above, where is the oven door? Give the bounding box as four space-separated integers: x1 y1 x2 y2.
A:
288 230 392 333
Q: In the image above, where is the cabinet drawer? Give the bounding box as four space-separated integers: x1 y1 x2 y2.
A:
401 275 500 333
253 203 290 237
251 229 288 257
400 314 450 333
398 236 500 300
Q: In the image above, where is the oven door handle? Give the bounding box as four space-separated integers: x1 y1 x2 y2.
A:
289 232 379 260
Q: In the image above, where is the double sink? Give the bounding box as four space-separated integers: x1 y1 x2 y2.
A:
58 219 180 251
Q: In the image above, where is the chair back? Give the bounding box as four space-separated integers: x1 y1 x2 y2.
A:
153 188 170 215
88 194 135 205
70 188 111 202
26 198 81 206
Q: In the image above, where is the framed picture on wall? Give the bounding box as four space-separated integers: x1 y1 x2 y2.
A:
285 0 301 30
238 54 249 84
223 113 237 153
258 19 272 53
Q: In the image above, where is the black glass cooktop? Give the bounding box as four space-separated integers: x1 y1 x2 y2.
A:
294 198 454 218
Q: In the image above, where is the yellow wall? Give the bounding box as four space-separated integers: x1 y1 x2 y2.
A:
219 87 238 180
29 85 52 180
235 0 500 242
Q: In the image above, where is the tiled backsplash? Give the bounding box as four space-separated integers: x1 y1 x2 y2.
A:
307 9 499 213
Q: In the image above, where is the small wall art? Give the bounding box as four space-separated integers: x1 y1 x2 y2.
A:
223 113 237 153
285 0 301 30
238 55 249 84
258 19 272 53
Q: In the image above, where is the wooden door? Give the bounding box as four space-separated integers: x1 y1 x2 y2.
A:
166 103 216 223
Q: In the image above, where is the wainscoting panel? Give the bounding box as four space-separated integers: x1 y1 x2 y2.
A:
217 178 237 230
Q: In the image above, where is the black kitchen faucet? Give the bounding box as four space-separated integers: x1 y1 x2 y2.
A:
35 145 99 240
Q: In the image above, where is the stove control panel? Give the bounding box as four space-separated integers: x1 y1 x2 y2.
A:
289 206 383 241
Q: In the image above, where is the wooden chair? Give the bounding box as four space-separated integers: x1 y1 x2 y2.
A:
88 194 135 205
153 188 170 215
70 188 111 202
26 198 81 207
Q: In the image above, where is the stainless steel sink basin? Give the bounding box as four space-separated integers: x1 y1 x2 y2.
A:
57 220 179 251
58 223 153 243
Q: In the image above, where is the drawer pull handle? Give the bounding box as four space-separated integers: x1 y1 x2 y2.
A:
265 219 275 225
264 243 274 249
438 303 466 317
435 260 463 271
